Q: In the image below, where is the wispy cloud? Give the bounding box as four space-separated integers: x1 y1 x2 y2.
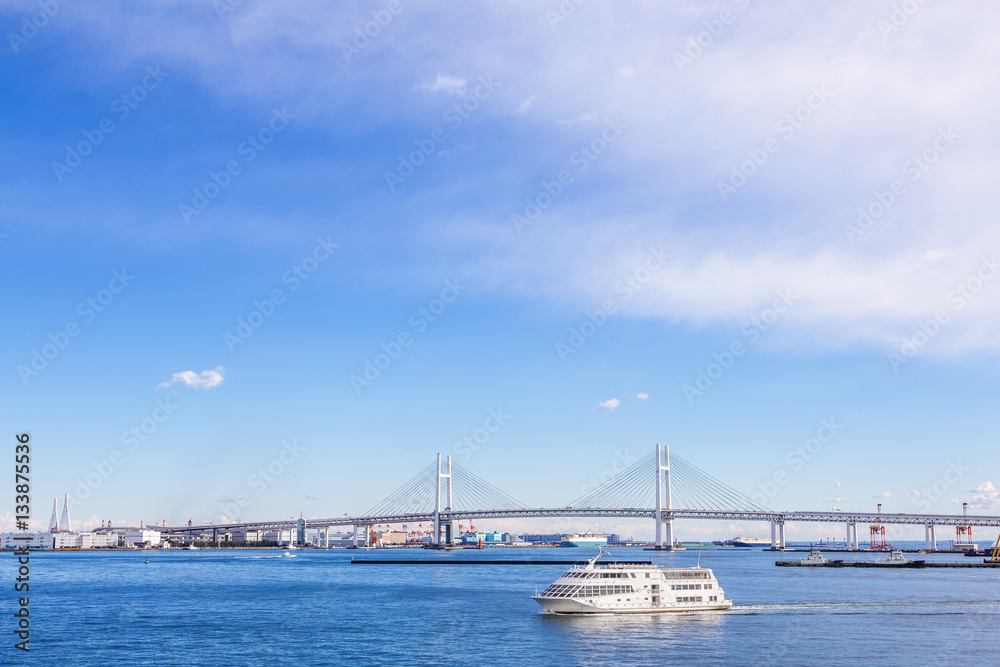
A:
157 366 225 390
632 392 649 400
873 491 892 498
595 397 620 411
556 111 596 128
424 74 467 96
823 497 847 502
512 96 536 114
438 143 477 159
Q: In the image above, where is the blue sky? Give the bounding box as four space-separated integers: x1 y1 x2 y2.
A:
2 0 999 541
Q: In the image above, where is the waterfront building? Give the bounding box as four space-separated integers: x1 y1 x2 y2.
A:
375 531 408 545
2 531 119 549
52 531 119 549
1 532 51 550
124 530 162 548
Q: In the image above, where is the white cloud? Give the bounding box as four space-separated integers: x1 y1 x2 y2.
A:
824 497 847 502
157 366 225 390
438 143 477 159
29 3 1000 357
632 392 649 400
835 480 841 488
424 74 467 96
513 96 536 114
556 111 597 128
596 398 620 411
966 481 1000 509
905 488 920 496
873 491 892 498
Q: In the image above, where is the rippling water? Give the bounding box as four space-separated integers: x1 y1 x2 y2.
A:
11 545 1000 665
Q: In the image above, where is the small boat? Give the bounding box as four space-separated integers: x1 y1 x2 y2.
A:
184 545 198 551
875 549 907 564
532 550 732 614
799 549 828 566
283 551 297 558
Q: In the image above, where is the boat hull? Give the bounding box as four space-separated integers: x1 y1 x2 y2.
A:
532 596 732 615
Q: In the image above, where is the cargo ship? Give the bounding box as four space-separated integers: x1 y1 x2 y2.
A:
559 534 608 548
731 536 770 548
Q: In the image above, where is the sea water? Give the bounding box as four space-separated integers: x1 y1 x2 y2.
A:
9 544 1000 665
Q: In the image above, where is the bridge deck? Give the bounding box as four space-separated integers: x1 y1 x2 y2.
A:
154 507 1000 535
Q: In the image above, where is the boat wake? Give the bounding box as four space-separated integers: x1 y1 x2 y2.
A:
731 600 1000 614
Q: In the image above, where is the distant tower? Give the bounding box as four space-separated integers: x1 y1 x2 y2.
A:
48 498 60 532
59 493 72 532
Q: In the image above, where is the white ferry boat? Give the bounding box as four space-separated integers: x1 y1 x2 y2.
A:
532 551 732 614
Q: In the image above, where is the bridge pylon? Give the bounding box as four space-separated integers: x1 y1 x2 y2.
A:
654 443 673 550
432 453 453 546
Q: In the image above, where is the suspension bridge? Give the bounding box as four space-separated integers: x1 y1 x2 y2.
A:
156 445 1000 550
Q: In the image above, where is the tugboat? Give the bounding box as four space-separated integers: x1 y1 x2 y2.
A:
799 549 828 566
532 550 732 614
875 549 907 565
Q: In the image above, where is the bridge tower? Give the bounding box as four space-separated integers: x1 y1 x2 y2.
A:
433 453 453 545
654 444 673 550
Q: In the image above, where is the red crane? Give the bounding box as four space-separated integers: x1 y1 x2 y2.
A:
870 503 887 550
